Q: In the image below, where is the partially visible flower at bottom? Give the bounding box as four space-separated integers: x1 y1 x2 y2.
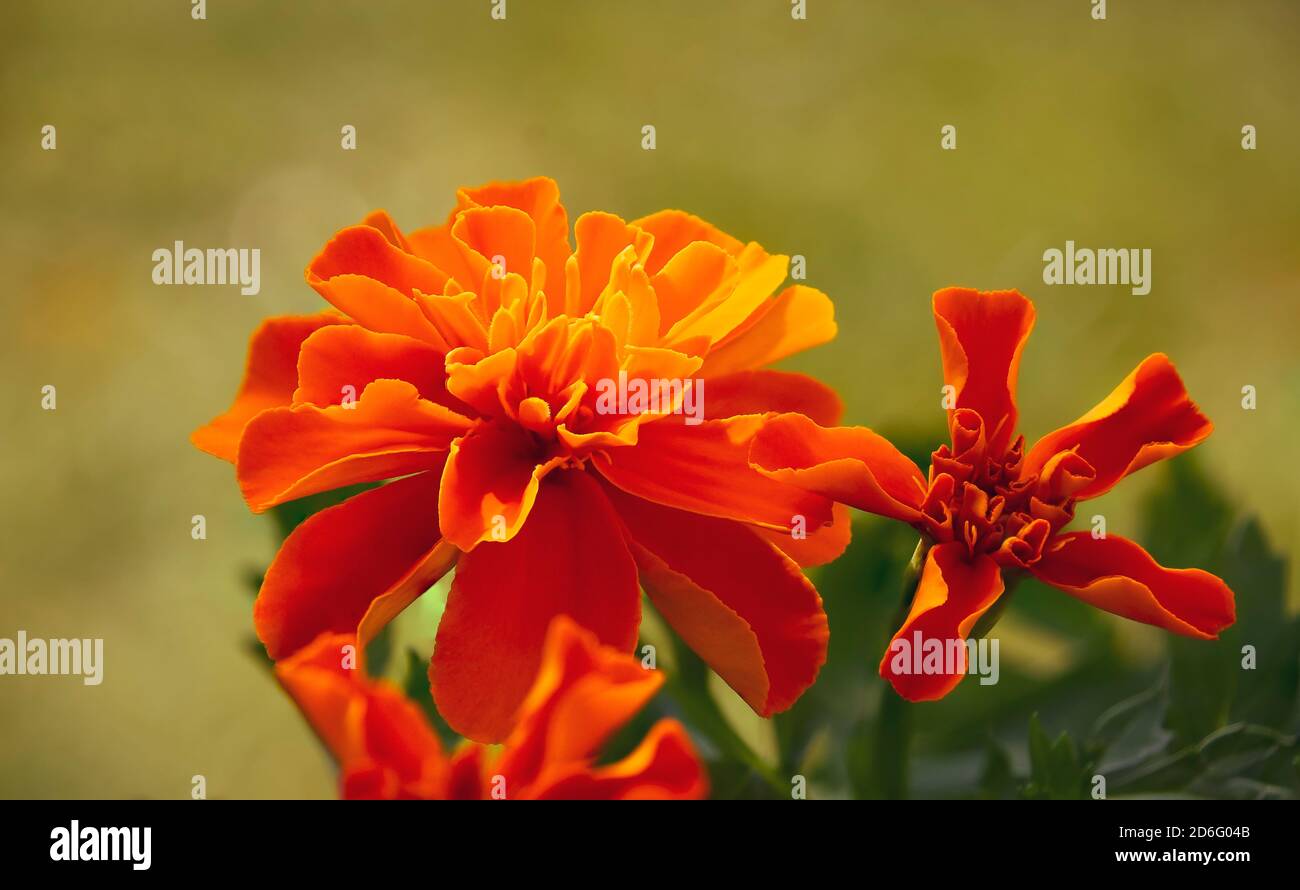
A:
275 615 707 800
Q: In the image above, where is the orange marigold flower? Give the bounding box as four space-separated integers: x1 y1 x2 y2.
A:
277 616 707 800
193 177 846 742
752 287 1236 702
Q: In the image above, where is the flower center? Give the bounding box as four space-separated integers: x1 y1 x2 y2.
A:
918 409 1093 568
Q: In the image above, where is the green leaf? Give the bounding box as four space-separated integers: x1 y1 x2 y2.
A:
1218 519 1298 729
773 511 920 788
1089 676 1171 774
658 621 787 798
268 482 377 540
1023 713 1088 799
402 648 461 749
978 732 1016 800
1139 456 1297 749
1138 456 1238 745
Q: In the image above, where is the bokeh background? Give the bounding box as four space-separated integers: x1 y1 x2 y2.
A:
2 0 1297 799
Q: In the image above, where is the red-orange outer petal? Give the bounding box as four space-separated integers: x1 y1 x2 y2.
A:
932 287 1035 457
254 469 449 660
429 470 642 743
606 485 828 717
1023 354 1213 500
880 543 1005 702
1030 533 1235 639
750 413 927 524
274 632 445 784
235 379 470 511
760 501 854 568
309 224 449 298
495 615 665 792
525 720 707 800
293 324 464 413
594 415 835 532
191 312 346 462
702 369 843 426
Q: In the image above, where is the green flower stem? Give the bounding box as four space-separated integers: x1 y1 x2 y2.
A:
866 544 1022 799
663 630 790 798
869 537 930 799
970 569 1022 641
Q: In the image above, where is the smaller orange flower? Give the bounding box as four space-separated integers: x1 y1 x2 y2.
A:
752 287 1236 702
276 615 707 800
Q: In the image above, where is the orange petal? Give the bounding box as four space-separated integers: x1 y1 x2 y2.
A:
1023 354 1213 500
760 501 853 568
594 414 835 532
495 615 665 791
254 469 453 659
650 241 735 333
455 177 572 296
1030 533 1235 639
354 536 458 656
273 632 364 762
700 285 837 377
429 470 641 743
600 243 660 343
932 287 1035 457
750 412 927 524
442 745 488 800
404 223 483 294
309 224 449 298
236 379 471 511
880 543 1005 702
293 324 470 416
606 485 828 717
191 312 346 462
276 632 445 798
306 225 451 345
443 345 517 416
307 273 448 347
572 211 652 315
632 208 744 275
450 205 536 298
702 369 843 425
360 209 412 251
354 682 447 792
663 248 788 348
437 417 566 551
526 720 707 800
416 291 490 353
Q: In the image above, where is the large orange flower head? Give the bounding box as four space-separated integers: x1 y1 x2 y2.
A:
277 616 706 800
753 287 1236 701
193 177 845 742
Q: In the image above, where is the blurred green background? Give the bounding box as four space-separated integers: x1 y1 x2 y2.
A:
2 1 1297 799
